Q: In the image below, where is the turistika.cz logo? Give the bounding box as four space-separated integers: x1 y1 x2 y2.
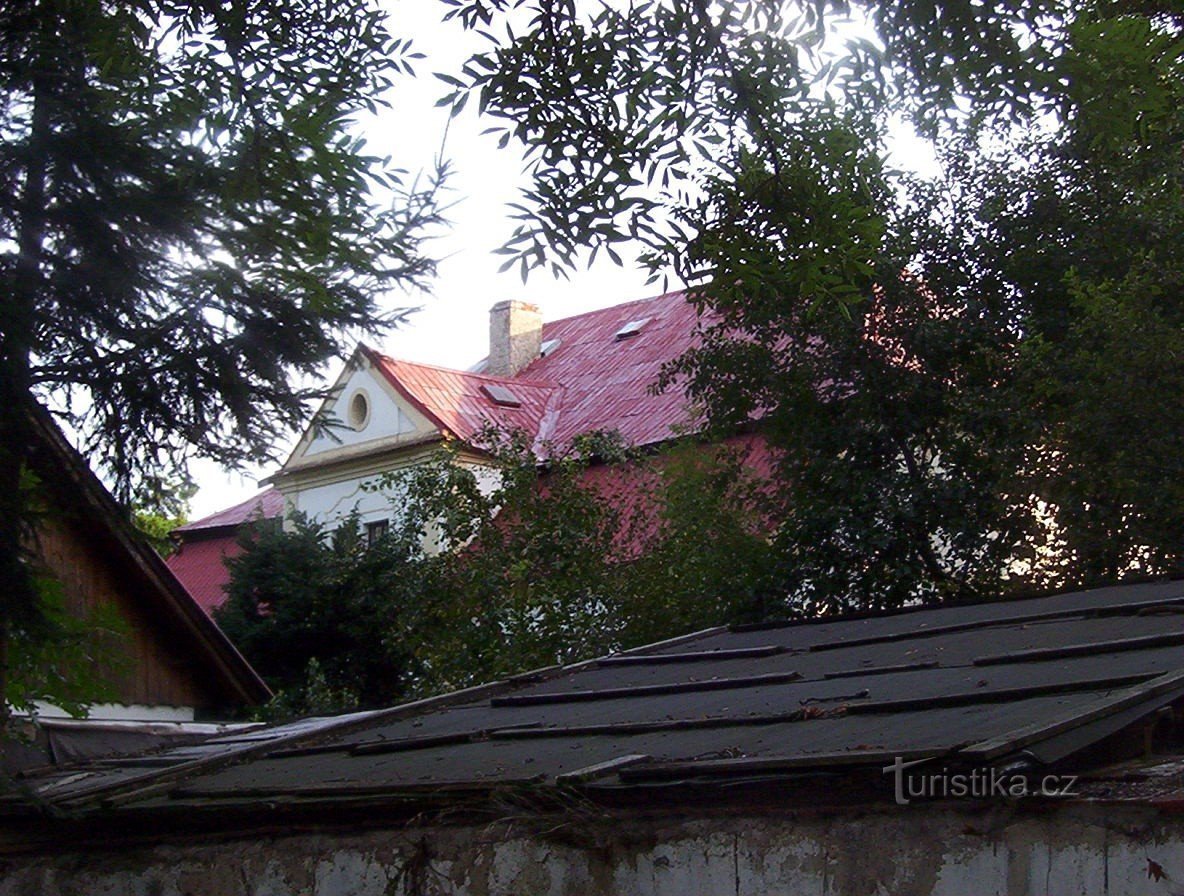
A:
882 757 1078 806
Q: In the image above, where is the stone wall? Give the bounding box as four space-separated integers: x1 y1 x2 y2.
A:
4 803 1183 896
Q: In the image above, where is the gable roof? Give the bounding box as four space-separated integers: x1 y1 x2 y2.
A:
17 578 1184 820
367 289 706 454
364 351 561 447
26 406 272 707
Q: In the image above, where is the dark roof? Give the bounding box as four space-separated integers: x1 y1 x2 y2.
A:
13 579 1184 823
25 406 272 707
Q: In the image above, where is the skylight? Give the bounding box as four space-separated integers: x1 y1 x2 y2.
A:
482 383 522 408
614 317 651 340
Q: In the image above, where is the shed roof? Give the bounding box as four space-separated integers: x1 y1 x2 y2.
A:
173 489 283 534
14 579 1184 820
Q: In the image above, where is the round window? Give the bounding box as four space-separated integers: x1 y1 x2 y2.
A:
347 390 370 431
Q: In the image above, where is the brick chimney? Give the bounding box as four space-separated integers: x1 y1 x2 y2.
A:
487 300 542 377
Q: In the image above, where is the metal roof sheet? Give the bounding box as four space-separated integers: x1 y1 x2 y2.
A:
163 536 244 616
371 290 706 453
174 488 283 533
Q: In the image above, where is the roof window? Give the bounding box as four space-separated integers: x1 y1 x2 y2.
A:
481 383 522 408
614 317 651 340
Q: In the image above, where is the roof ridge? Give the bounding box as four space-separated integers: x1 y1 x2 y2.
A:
176 487 279 532
373 351 559 389
368 289 690 386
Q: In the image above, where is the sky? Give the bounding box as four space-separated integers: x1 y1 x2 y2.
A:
186 1 936 519
187 0 659 517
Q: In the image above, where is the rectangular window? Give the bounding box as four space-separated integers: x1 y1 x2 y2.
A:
365 519 390 545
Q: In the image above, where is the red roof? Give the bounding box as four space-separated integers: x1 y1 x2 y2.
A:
165 533 245 616
365 352 562 448
172 291 716 611
170 489 282 616
370 290 707 453
176 488 284 533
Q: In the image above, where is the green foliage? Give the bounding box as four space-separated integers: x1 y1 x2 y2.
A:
223 434 776 705
131 476 197 558
217 512 427 717
0 0 444 713
397 432 639 691
440 0 1184 606
615 440 782 638
6 577 128 719
2 0 444 491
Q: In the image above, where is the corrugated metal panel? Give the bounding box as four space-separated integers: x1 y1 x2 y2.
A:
372 291 709 453
174 488 283 533
168 489 284 615
371 356 560 447
163 535 242 616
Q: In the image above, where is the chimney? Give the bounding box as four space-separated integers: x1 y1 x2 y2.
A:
487 300 542 377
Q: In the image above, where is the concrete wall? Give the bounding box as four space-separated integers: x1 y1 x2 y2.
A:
5 803 1184 896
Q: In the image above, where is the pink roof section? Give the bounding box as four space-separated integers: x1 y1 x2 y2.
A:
369 290 707 454
165 534 246 617
364 352 562 448
174 488 284 534
521 290 706 448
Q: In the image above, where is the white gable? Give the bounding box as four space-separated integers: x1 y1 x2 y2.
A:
283 351 438 470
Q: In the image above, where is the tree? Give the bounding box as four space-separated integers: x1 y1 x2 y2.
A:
220 432 776 707
217 512 426 716
442 0 1184 607
131 476 197 558
0 0 444 716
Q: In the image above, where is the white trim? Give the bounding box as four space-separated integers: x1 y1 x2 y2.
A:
30 702 196 723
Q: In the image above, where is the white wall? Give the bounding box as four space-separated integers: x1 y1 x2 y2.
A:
284 457 504 551
303 365 419 457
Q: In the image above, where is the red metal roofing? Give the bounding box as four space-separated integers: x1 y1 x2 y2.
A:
365 352 562 449
370 290 708 454
523 290 707 448
169 489 282 617
176 488 284 533
165 532 244 616
171 292 715 609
